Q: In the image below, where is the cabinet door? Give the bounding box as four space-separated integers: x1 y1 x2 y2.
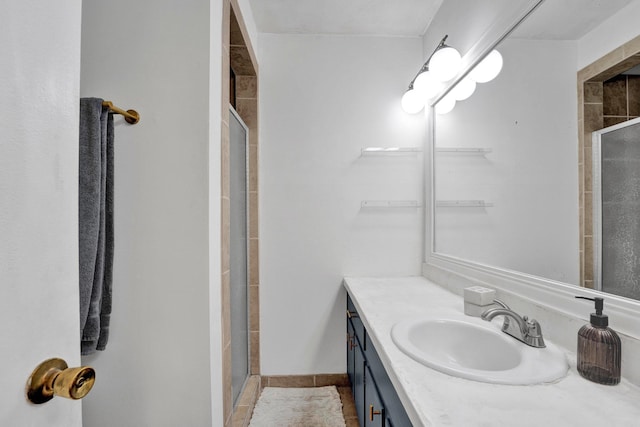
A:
364 334 413 427
348 295 365 350
347 319 356 387
385 415 394 427
354 343 366 427
365 364 386 427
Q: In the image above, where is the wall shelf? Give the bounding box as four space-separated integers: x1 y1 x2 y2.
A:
361 147 422 156
435 147 492 154
361 200 421 208
435 200 493 208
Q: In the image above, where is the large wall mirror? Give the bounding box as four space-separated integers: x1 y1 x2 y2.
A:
430 0 640 304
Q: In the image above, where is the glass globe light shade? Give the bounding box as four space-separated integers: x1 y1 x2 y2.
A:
435 93 456 115
469 49 503 83
413 70 444 100
429 46 462 82
451 76 476 101
401 88 424 114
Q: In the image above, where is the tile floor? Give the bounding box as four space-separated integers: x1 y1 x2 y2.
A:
337 386 359 427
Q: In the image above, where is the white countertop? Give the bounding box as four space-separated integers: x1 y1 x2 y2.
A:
344 276 640 427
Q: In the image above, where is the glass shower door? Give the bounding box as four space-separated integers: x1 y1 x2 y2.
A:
593 117 640 300
229 107 249 405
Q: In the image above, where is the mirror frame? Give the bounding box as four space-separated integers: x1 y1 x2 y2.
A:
423 0 640 339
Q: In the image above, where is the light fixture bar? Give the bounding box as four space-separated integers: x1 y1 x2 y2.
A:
402 34 503 115
407 35 449 90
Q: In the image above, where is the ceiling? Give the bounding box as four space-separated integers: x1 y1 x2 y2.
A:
511 0 636 40
247 0 444 37
248 0 637 40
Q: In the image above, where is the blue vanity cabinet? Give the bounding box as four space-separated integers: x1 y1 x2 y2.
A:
347 294 412 427
347 299 366 426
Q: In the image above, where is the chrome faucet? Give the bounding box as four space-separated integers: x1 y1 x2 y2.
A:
481 301 546 348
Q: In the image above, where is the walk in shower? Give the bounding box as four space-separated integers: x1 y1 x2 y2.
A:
229 107 250 404
593 117 640 300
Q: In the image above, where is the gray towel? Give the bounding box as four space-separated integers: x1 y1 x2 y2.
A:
79 97 114 355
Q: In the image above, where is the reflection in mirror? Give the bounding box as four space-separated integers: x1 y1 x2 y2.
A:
593 118 640 300
433 0 640 299
434 34 579 284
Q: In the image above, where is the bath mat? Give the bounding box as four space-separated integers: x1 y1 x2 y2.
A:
248 386 346 427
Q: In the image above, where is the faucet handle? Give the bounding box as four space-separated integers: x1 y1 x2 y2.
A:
524 317 546 348
525 317 541 335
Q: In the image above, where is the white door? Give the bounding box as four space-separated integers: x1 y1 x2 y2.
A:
0 1 84 425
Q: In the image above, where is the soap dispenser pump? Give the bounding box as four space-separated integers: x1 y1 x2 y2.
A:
575 296 621 385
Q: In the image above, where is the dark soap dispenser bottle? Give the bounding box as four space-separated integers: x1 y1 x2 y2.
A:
575 296 621 385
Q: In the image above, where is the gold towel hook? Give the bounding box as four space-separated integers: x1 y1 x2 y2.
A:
26 358 96 404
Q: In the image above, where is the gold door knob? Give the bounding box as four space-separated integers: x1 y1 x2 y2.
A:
26 358 96 404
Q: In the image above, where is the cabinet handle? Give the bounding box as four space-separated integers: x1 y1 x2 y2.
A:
347 310 359 319
369 404 382 421
349 337 356 350
346 333 357 350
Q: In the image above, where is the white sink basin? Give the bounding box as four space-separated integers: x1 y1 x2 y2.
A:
391 314 568 385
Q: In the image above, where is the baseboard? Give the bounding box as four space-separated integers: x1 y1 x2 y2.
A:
261 373 349 388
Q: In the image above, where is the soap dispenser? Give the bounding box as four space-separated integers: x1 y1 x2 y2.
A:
575 296 621 385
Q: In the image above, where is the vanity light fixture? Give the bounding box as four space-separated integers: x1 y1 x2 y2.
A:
429 45 462 82
401 87 426 114
414 70 443 100
401 35 458 114
469 49 503 83
401 34 503 115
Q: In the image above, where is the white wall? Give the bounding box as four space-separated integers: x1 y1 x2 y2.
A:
0 1 82 425
435 38 580 284
236 0 259 54
578 0 640 69
80 0 222 425
259 34 425 375
208 1 224 424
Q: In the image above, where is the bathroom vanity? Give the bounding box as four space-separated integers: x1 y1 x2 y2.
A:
344 276 640 427
347 294 412 427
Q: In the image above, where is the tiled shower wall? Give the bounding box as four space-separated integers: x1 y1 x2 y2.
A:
603 74 640 127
